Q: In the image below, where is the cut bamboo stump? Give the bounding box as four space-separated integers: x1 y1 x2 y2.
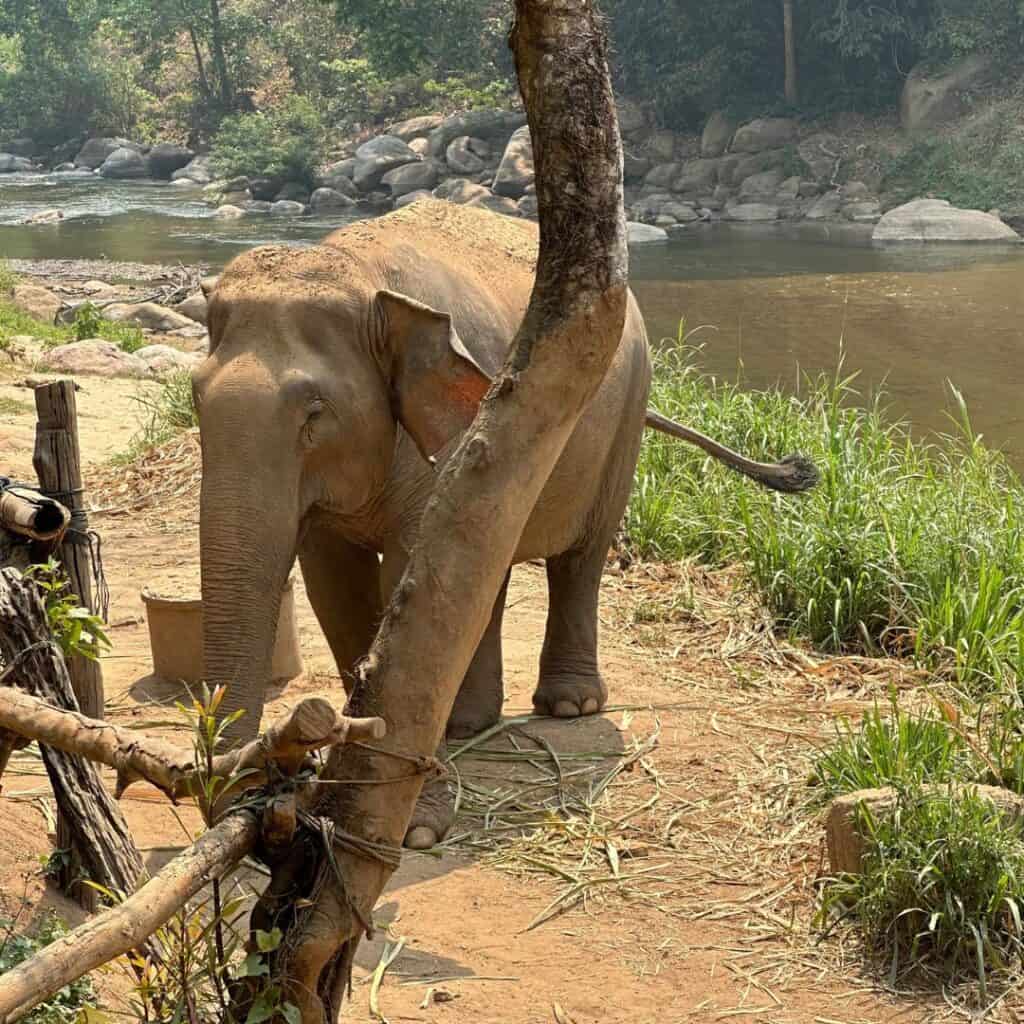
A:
32 380 107 908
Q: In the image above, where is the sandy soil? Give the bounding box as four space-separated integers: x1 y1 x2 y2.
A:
0 369 990 1024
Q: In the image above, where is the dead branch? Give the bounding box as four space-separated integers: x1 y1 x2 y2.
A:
0 813 259 1024
0 687 385 800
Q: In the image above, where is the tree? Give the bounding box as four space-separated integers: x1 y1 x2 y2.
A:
783 0 798 103
0 1 628 1020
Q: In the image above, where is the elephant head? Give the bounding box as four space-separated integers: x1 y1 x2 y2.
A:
192 246 492 745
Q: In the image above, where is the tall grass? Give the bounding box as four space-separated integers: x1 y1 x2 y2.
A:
630 346 1024 696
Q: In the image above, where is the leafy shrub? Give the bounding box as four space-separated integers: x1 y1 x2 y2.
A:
23 559 110 661
821 786 1024 994
211 96 326 186
70 302 146 353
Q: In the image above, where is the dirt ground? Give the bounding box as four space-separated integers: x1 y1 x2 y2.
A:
0 367 1004 1023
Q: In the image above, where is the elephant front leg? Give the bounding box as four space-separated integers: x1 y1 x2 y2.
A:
534 544 608 718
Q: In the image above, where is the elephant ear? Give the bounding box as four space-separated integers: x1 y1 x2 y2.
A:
376 290 493 459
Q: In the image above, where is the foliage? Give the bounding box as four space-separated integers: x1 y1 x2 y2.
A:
23 559 110 661
71 302 146 352
119 370 198 460
0 260 17 294
631 345 1024 697
0 913 95 1024
211 95 325 186
820 786 1024 993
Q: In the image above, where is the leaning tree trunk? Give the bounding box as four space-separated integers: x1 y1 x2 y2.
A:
262 2 630 1020
783 0 798 104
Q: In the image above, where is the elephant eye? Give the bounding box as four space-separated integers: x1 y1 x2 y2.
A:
302 400 325 445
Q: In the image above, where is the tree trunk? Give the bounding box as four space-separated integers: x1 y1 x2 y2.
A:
265 2 629 1020
187 25 212 101
208 0 233 110
783 0 798 104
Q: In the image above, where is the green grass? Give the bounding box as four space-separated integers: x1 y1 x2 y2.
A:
631 345 1024 697
115 371 198 463
820 786 1024 995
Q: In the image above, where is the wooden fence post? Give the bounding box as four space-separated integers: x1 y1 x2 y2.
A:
33 380 106 909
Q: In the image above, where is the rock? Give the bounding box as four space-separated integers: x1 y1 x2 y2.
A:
317 159 355 191
23 209 63 225
623 153 652 183
52 162 78 173
797 133 840 182
213 204 246 219
827 785 1024 875
395 190 434 209
723 203 780 222
701 111 736 158
648 130 677 163
353 135 421 191
0 154 35 173
731 118 797 154
777 176 801 199
874 198 1021 242
517 194 538 219
270 199 306 217
842 181 871 200
74 137 141 170
616 96 648 139
723 149 786 186
673 159 719 193
901 54 993 133
246 176 281 201
627 222 668 244
466 193 519 216
309 187 356 212
387 114 445 141
135 344 201 376
4 138 35 157
643 162 681 190
844 201 882 224
174 294 208 325
663 201 699 223
147 142 194 178
241 200 273 213
446 136 486 175
805 191 843 220
105 302 197 332
798 180 822 198
427 109 527 160
39 340 151 379
381 161 440 198
171 155 215 184
275 182 310 203
739 168 786 198
433 179 491 205
492 126 535 199
11 284 61 323
220 190 251 207
223 175 250 192
409 138 430 158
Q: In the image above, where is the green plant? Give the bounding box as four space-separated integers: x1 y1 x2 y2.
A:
121 371 198 460
0 260 17 295
22 559 109 662
820 786 1024 994
71 303 146 353
0 912 95 1024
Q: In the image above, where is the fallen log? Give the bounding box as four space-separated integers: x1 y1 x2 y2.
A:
0 812 259 1024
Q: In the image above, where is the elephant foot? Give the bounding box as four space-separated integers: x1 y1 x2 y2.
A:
446 700 502 741
532 668 608 719
403 774 454 851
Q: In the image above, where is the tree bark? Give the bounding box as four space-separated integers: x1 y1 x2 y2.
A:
208 0 233 110
783 0 798 104
269 2 628 1020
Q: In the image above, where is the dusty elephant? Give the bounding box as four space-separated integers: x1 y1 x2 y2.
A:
193 200 816 848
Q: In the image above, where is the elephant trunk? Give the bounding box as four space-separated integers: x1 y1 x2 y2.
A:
199 455 298 749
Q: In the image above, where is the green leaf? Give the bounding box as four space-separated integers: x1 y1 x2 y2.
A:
255 927 283 953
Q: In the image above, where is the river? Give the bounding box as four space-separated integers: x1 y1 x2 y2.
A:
3 173 1024 462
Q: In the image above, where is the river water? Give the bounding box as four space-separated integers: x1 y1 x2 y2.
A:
4 173 1024 462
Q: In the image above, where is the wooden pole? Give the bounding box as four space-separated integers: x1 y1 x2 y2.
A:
32 380 106 908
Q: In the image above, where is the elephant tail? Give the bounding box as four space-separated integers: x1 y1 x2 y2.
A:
644 409 820 493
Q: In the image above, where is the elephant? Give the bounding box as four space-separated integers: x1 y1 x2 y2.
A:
192 199 817 849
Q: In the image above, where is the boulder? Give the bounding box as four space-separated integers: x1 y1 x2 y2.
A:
270 199 306 217
643 163 681 190
663 201 699 223
241 200 273 213
427 109 527 160
623 153 652 183
739 168 786 198
224 175 250 192
873 198 1021 242
844 201 882 224
492 126 535 199
466 193 520 216
798 180 822 198
147 142 194 179
446 136 486 175
23 209 63 225
171 155 216 184
220 190 251 207
275 182 310 203
4 138 35 157
38 340 150 379
387 114 445 142
105 302 198 332
615 97 648 140
722 149 786 186
395 190 434 209
805 191 843 220
135 344 202 376
701 111 736 158
12 283 61 323
842 181 871 201
309 187 356 212
381 161 440 198
353 135 421 191
673 159 718 193
74 137 141 170
797 132 840 182
213 204 246 219
316 162 358 197
730 118 797 154
517 194 538 219
248 176 282 201
0 154 35 173
52 163 78 173
627 222 668 244
722 203 780 222
777 176 800 199
174 294 208 325
900 54 993 133
409 138 430 158
647 130 677 163
433 179 492 205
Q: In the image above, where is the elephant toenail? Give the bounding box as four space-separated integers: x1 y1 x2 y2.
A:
405 826 440 850
581 697 599 714
552 700 579 717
